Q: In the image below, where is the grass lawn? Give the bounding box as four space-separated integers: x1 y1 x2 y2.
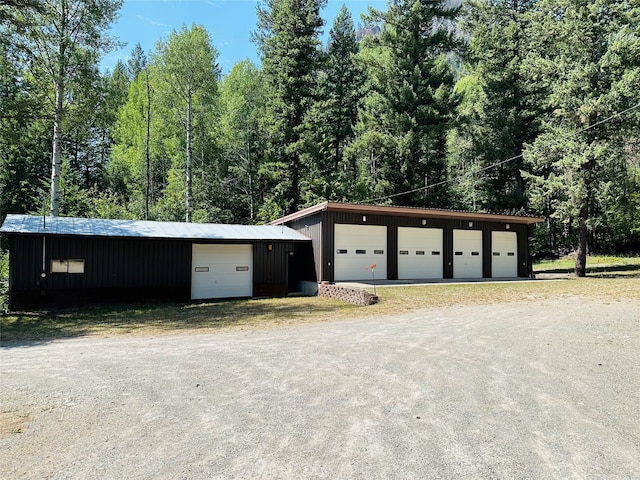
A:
2 264 638 343
534 254 640 276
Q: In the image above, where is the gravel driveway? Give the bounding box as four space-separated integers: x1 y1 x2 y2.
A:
1 297 639 479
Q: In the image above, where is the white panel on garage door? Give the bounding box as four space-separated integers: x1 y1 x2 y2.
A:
491 231 518 278
334 224 387 281
398 227 443 279
191 244 252 299
453 229 483 279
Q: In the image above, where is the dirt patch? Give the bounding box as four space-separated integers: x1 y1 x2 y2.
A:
0 409 32 438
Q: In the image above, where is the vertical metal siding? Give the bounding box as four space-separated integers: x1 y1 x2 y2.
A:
289 213 323 282
253 241 291 285
8 234 192 307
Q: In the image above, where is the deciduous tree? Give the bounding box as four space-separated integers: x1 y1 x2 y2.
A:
17 0 122 216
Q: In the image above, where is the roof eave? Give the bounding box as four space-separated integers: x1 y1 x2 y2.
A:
271 202 544 225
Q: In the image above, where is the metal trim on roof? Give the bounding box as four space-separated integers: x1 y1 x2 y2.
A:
270 201 544 225
0 215 311 242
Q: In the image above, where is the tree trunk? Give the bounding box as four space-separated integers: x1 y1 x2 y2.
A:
50 80 64 217
185 92 192 223
247 139 254 221
575 203 588 277
145 68 151 220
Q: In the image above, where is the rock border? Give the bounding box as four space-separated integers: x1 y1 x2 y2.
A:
318 283 379 306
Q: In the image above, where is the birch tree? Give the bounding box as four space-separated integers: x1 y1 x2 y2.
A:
17 0 122 216
153 24 219 222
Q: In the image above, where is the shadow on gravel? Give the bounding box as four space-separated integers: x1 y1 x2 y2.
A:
0 297 354 347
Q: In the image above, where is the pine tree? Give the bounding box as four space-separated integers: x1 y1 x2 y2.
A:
453 0 543 213
351 0 461 207
253 0 326 217
303 5 364 202
523 0 640 275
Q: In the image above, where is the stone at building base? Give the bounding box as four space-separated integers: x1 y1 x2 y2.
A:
318 283 379 306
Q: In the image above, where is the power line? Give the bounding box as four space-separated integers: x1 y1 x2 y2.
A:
364 101 640 204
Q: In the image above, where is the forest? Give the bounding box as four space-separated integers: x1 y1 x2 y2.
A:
1 0 640 272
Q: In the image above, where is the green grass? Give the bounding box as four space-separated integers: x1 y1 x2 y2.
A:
2 274 639 343
534 255 640 276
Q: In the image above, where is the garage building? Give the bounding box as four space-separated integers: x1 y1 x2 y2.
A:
0 215 314 310
271 202 543 282
1 202 543 310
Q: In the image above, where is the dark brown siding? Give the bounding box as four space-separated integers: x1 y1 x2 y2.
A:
289 213 322 282
311 212 531 282
253 240 317 296
7 234 314 309
8 235 191 308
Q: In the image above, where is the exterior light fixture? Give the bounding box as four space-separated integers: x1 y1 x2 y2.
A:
506 224 510 230
267 244 273 251
421 219 427 226
468 222 473 228
362 215 367 222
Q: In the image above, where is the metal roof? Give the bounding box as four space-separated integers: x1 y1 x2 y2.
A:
0 215 311 242
270 201 545 225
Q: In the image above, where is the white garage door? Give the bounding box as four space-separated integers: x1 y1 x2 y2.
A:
453 230 483 279
334 224 387 281
191 244 253 299
491 231 518 278
398 227 443 279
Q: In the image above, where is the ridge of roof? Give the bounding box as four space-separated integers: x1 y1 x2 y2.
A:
270 201 544 225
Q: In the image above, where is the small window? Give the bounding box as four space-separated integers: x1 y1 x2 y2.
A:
51 259 84 274
507 252 515 257
68 260 85 274
194 267 209 273
493 252 500 256
356 249 366 254
236 266 250 271
374 250 384 255
337 249 348 254
51 259 68 273
454 251 463 256
399 250 409 255
416 251 425 255
471 252 480 256
431 251 441 256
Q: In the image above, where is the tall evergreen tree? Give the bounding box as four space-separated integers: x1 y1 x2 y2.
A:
523 0 640 275
351 0 461 207
453 0 543 213
253 0 326 218
303 5 364 202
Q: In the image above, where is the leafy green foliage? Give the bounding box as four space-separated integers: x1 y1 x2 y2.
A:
218 60 267 223
1 0 639 263
350 0 461 207
255 0 327 217
452 0 543 213
302 6 365 203
523 0 640 274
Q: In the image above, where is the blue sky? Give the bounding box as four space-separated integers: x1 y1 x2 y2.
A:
102 0 388 75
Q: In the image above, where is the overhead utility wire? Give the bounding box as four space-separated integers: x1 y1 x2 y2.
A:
364 101 640 204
